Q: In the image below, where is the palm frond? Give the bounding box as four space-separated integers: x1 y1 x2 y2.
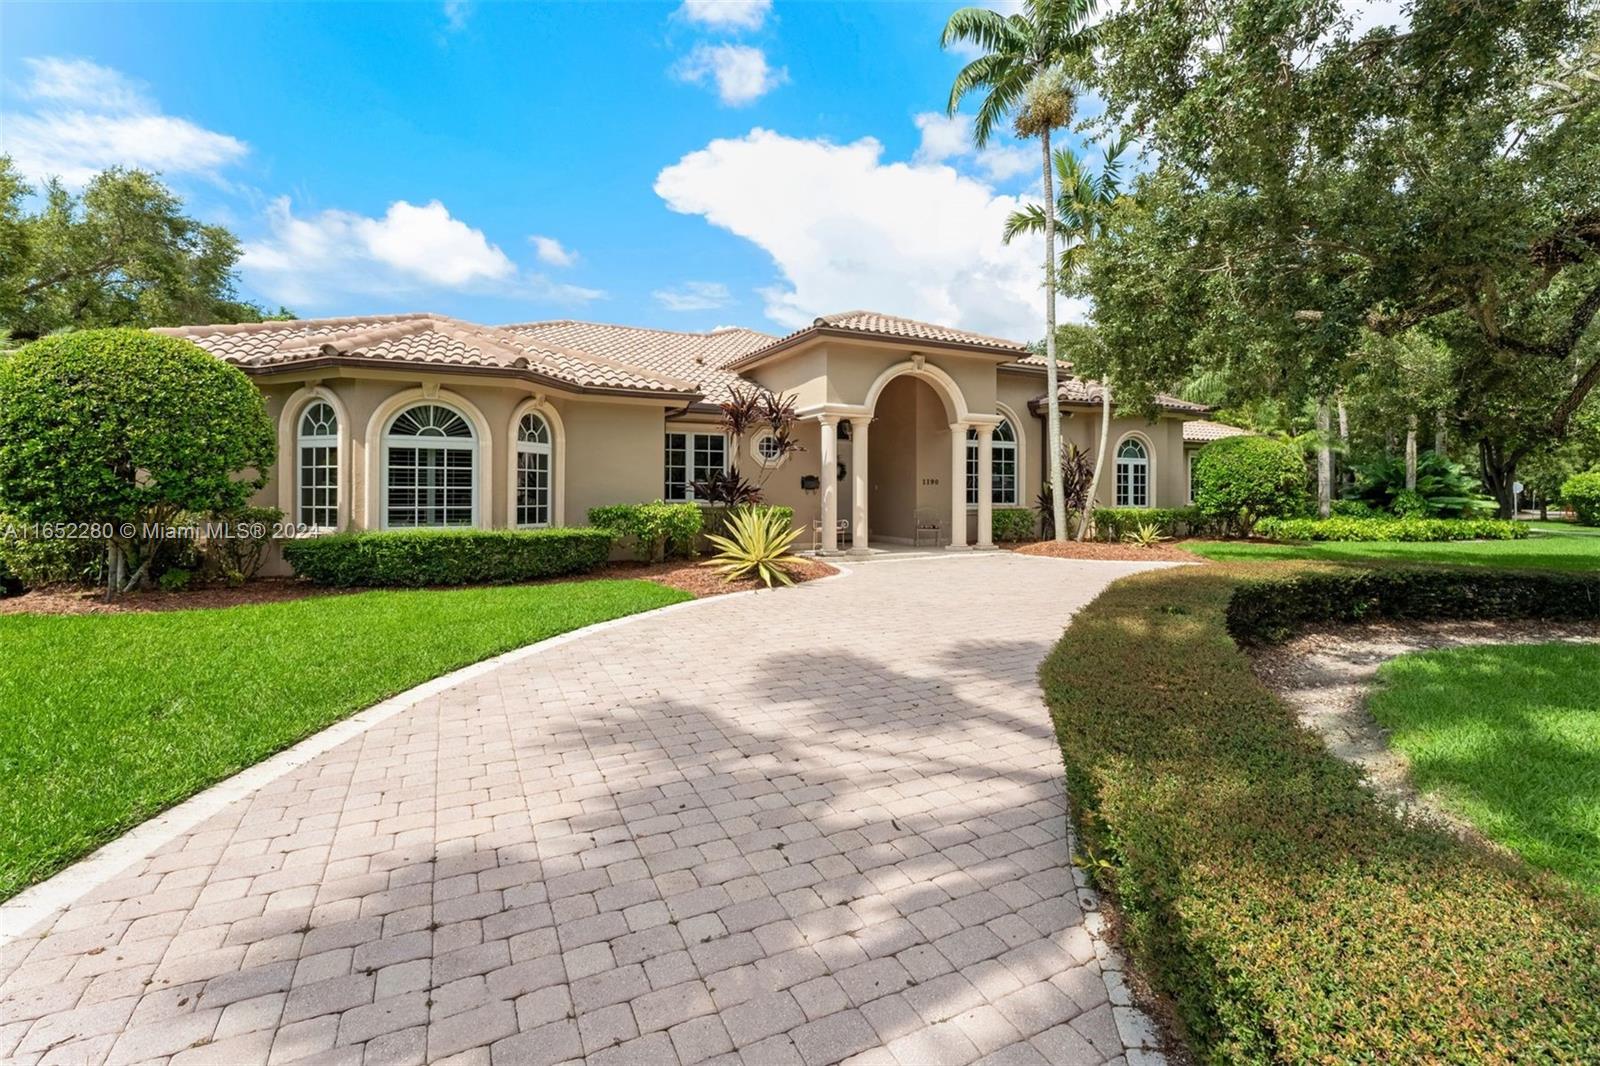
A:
1002 203 1052 244
940 6 1018 54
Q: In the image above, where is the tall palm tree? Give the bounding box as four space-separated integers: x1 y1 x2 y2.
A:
942 0 1097 543
1003 135 1132 538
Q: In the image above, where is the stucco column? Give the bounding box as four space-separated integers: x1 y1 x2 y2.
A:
848 417 871 554
975 423 995 549
819 415 839 554
948 422 970 550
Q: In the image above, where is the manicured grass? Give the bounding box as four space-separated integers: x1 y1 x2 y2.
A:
1185 523 1600 570
1371 642 1600 896
1041 563 1600 1061
0 579 689 899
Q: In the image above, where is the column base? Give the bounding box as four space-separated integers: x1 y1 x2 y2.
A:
944 544 972 552
973 543 998 551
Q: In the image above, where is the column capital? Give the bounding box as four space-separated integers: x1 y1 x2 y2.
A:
973 422 995 440
816 413 841 427
845 415 874 428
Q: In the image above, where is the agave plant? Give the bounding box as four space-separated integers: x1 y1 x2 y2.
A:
1124 522 1169 549
701 506 806 587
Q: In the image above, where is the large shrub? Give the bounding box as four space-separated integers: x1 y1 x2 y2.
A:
1042 564 1600 1061
0 330 275 593
1191 436 1308 535
282 528 613 587
1561 471 1600 526
1254 515 1528 543
0 515 104 589
588 502 703 561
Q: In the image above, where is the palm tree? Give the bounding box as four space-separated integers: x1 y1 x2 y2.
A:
942 0 1098 542
1003 136 1132 538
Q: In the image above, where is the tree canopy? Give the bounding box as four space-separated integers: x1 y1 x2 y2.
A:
1080 0 1600 512
0 158 287 341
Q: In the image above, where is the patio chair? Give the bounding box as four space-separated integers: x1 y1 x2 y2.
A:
912 508 944 548
810 517 850 552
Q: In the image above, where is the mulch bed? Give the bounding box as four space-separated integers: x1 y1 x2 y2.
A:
1009 539 1204 564
0 559 840 616
597 557 838 598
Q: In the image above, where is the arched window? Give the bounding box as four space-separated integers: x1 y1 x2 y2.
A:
297 401 339 529
1115 437 1150 507
966 418 1019 506
515 412 552 527
384 403 476 528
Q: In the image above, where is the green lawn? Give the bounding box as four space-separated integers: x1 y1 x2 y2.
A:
0 579 688 899
1185 523 1600 570
1370 642 1600 896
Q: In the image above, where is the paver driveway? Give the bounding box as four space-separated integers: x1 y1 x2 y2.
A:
0 553 1168 1066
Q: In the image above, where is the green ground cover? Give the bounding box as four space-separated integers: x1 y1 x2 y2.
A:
1371 642 1600 896
0 579 687 898
1185 522 1600 571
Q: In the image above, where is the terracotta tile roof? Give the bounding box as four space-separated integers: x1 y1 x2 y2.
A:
1010 364 1210 415
502 320 775 404
725 310 1029 369
1183 418 1251 443
155 314 701 399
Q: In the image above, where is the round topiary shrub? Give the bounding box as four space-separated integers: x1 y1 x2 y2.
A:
0 329 275 592
1192 435 1308 535
1561 471 1600 526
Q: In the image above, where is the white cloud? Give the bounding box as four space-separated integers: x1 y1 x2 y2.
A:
913 111 1037 185
654 281 734 311
242 197 601 309
2 56 247 186
442 1 470 31
655 127 1086 341
1344 0 1410 34
673 44 787 106
530 235 577 267
676 0 770 31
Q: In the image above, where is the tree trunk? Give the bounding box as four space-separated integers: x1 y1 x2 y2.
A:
1434 410 1447 457
1041 129 1067 542
1080 384 1111 541
1337 398 1350 494
1405 415 1418 490
1316 400 1332 518
1479 439 1518 519
104 542 122 603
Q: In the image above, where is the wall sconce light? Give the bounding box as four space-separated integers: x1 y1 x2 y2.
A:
800 474 820 491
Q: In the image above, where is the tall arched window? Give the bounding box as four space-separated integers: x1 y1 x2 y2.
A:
1115 437 1150 507
515 412 552 527
297 401 339 529
966 418 1019 506
384 403 476 528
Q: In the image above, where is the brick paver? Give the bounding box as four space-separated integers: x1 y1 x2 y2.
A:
0 554 1168 1065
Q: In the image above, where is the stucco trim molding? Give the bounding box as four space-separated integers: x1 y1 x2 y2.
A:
506 397 567 528
364 387 495 529
860 360 1003 427
276 385 353 530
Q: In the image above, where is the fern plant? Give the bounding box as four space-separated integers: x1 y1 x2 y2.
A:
701 507 805 588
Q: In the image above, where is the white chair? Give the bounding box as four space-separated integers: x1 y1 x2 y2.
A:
913 509 944 547
811 517 850 552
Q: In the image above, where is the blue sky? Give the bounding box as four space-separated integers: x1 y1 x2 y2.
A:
1 1 1402 339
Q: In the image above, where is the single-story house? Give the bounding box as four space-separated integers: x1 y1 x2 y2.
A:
156 310 1208 557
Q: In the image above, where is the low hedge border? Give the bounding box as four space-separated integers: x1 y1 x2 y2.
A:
1226 565 1600 643
992 507 1036 543
1041 563 1600 1062
282 528 614 587
588 502 703 561
1092 506 1205 541
1255 515 1528 543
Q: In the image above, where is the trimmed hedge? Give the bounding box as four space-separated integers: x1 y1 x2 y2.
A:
1091 506 1203 541
992 507 1036 543
588 502 703 561
1562 471 1600 526
282 528 614 587
1254 515 1528 543
1226 565 1600 643
1041 564 1600 1062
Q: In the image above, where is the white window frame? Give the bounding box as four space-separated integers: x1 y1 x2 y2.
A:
750 431 787 469
296 400 340 531
665 431 728 502
515 412 553 528
1115 436 1151 508
965 418 1019 507
381 402 479 529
